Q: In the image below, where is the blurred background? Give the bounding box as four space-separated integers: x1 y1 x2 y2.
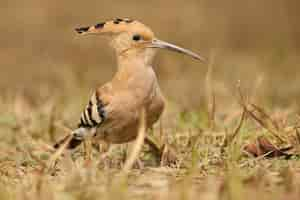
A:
1 0 300 110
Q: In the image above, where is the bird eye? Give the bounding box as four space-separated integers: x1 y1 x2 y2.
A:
132 34 141 41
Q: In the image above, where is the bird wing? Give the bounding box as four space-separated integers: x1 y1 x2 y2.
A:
53 85 112 149
77 85 112 129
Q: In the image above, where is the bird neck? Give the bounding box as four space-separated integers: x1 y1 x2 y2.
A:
113 55 157 92
115 56 151 80
116 47 156 67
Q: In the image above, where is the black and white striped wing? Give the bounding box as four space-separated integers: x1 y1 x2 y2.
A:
53 91 108 149
78 92 106 128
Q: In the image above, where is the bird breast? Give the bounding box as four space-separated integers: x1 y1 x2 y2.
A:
95 67 165 144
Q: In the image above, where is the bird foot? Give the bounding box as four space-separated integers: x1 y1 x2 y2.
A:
160 143 178 166
144 136 178 166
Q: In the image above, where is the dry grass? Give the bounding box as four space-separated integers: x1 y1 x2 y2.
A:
1 76 300 200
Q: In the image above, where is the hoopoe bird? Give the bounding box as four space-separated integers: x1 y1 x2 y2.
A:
54 18 205 150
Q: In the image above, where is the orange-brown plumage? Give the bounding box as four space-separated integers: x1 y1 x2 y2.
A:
54 18 204 150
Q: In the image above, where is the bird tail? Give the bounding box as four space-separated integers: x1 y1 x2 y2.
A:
53 134 83 149
53 127 89 149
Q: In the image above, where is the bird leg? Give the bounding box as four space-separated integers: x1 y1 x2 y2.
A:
144 135 163 158
144 135 178 166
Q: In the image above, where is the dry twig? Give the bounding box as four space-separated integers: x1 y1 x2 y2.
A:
122 108 146 173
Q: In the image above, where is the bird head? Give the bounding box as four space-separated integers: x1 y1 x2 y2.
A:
75 18 205 63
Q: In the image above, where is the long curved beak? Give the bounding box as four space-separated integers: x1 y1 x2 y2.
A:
148 39 206 62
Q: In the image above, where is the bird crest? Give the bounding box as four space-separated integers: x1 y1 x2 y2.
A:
75 18 154 40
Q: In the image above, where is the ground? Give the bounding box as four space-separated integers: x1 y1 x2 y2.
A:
1 85 300 200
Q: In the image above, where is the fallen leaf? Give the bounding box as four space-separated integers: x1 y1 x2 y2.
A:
244 136 293 158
